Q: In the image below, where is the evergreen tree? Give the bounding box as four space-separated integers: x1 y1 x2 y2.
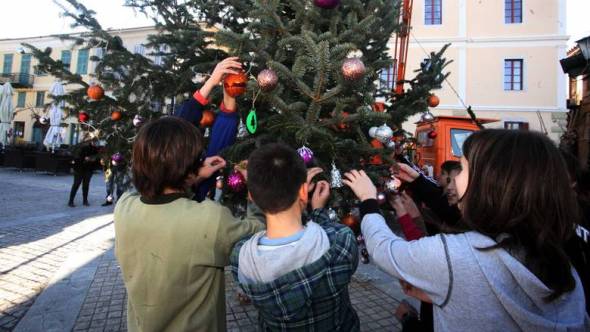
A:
26 0 450 215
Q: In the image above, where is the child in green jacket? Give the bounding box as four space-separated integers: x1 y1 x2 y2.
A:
114 116 264 332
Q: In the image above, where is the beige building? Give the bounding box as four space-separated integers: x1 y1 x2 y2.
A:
0 26 156 146
392 0 568 141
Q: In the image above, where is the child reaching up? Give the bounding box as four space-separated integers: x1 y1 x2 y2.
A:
230 143 360 331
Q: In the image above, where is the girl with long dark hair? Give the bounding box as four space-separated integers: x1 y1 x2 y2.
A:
344 129 589 331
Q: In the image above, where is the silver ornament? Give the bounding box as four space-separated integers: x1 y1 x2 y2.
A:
237 118 248 138
368 126 378 138
385 176 402 193
204 127 210 138
328 208 338 221
421 111 435 123
374 124 394 143
330 162 343 188
385 139 397 149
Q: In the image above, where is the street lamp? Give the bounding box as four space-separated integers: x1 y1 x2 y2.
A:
577 37 590 61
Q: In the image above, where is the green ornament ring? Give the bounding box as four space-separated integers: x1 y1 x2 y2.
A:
246 108 257 134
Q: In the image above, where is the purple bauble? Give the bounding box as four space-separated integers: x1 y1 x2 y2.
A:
227 170 246 192
111 152 124 164
314 0 340 9
297 145 314 165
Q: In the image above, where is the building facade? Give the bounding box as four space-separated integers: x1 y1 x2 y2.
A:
0 26 156 146
388 0 568 141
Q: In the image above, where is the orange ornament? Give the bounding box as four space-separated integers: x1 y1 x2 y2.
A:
341 213 361 235
87 84 104 101
369 139 384 165
223 72 248 97
427 94 440 108
111 110 122 121
200 110 215 127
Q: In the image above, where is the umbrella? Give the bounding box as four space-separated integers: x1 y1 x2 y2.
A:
0 82 14 147
43 81 65 150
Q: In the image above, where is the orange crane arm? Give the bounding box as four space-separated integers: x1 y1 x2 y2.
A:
393 0 413 95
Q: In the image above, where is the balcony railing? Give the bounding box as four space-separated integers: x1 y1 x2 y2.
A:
0 72 35 88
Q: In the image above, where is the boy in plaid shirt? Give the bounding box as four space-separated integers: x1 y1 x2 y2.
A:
230 143 359 331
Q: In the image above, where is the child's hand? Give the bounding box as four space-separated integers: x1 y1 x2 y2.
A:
399 280 433 303
311 180 330 210
198 156 227 180
342 170 377 201
235 160 248 181
391 163 420 183
306 167 323 192
200 57 242 99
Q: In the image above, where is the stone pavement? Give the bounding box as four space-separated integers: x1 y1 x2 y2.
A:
0 168 412 332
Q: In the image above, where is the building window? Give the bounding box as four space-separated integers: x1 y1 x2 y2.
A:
504 121 529 130
17 92 26 107
425 0 442 25
3 54 13 74
36 91 45 107
20 54 31 74
505 0 522 24
504 59 523 91
134 44 145 56
379 65 395 90
76 49 89 75
61 50 71 71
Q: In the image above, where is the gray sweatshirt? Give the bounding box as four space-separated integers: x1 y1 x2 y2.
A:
362 213 590 332
238 221 330 284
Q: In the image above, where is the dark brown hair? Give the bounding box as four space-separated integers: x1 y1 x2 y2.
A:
461 129 578 301
132 116 204 199
247 143 307 214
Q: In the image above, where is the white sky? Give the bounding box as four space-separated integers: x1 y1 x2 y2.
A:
0 0 588 44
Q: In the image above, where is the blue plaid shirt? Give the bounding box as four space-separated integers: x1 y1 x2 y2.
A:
230 209 360 331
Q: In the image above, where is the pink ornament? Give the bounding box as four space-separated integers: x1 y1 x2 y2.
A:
227 170 246 192
314 0 340 9
297 145 314 165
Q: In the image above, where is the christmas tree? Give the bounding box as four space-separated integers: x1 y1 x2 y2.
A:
26 0 450 216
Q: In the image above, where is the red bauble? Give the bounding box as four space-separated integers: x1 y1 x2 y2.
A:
224 72 248 97
369 139 384 165
200 110 215 127
111 110 122 121
314 0 340 9
428 130 438 139
427 94 440 107
341 213 360 235
341 58 366 81
373 102 385 112
87 85 104 101
78 111 89 123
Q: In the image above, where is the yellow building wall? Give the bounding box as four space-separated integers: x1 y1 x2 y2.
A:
466 0 560 37
466 46 558 107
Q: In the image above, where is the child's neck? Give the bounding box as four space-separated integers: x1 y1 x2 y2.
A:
265 206 304 239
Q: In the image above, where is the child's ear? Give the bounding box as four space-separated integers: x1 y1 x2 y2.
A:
299 183 309 202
